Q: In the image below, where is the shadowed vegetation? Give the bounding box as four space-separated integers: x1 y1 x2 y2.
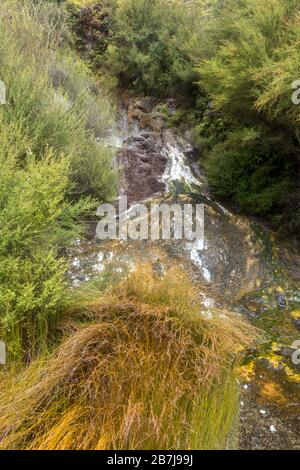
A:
197 0 300 233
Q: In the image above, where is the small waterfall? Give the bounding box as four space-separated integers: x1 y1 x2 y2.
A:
161 142 201 190
160 140 212 279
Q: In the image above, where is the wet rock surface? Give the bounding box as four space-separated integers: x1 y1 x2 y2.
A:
68 95 300 450
240 393 300 450
239 358 300 450
192 205 269 299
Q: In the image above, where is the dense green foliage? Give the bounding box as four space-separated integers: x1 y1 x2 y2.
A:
0 0 117 200
68 0 300 234
197 0 300 232
67 1 115 68
0 0 117 360
68 0 200 97
104 0 198 97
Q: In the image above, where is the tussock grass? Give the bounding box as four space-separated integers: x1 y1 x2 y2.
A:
0 266 259 450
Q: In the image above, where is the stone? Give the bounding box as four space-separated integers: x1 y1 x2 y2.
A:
276 293 287 309
135 96 156 113
167 98 176 116
119 136 167 205
294 319 300 331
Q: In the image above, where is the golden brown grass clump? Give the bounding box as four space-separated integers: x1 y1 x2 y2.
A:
0 266 259 450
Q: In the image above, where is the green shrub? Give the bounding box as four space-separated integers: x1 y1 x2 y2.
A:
0 251 67 362
66 1 116 68
205 127 294 216
104 0 198 97
196 0 300 233
0 0 117 200
0 0 117 361
0 115 92 360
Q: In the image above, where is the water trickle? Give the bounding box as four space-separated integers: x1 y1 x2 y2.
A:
162 143 201 190
188 237 211 282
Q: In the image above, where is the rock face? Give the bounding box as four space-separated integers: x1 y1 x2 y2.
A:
68 95 300 451
117 95 180 204
112 94 270 298
123 93 167 133
119 134 167 205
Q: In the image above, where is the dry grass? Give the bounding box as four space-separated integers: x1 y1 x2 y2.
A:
0 266 260 450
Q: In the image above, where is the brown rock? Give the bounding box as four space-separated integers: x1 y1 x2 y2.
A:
119 136 167 205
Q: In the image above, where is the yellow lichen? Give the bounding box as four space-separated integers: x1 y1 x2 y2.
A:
291 309 300 320
260 382 287 405
284 365 300 383
239 360 256 382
